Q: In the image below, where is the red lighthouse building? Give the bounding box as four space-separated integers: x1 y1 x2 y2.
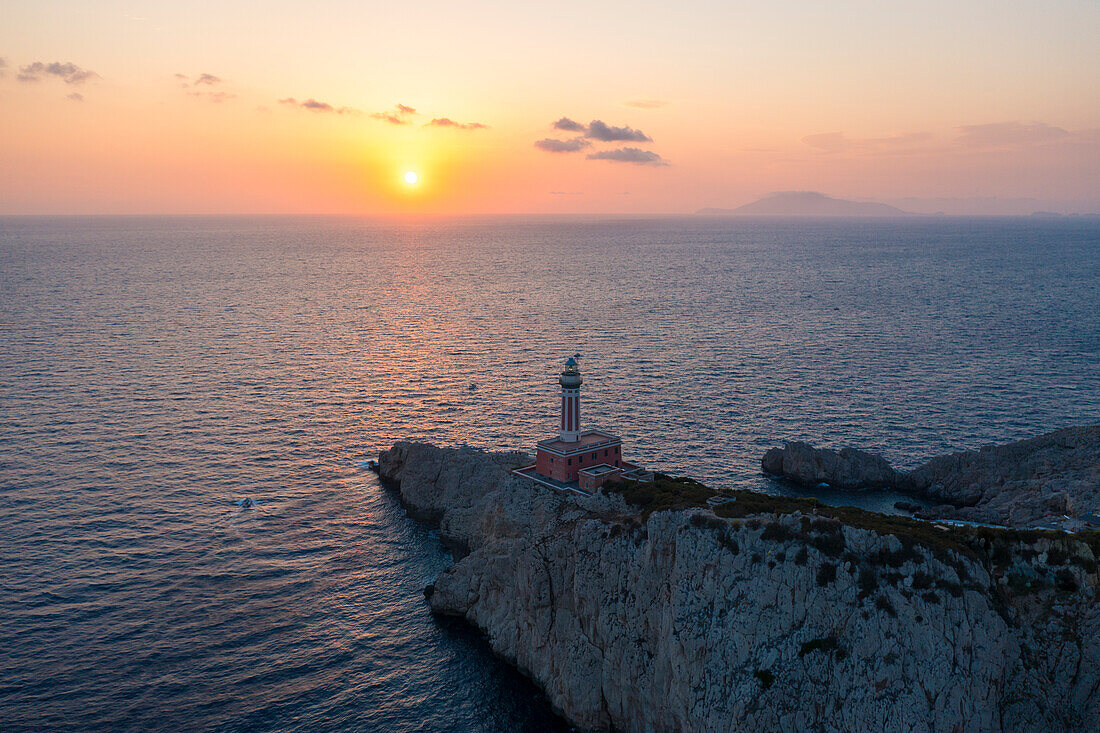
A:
515 355 651 493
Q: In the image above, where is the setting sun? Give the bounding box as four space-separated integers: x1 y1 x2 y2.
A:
403 171 419 185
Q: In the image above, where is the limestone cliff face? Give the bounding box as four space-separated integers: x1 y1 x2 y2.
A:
380 442 1100 732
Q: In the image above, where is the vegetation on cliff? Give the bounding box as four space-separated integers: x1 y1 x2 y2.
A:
604 472 1100 602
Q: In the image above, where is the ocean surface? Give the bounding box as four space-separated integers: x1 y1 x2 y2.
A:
2 215 1099 730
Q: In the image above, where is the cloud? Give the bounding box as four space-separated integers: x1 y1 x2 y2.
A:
66 92 84 102
586 147 668 166
175 73 232 101
803 123 1083 156
538 116 660 159
17 61 98 85
373 113 406 124
585 120 651 142
955 122 1070 148
427 117 488 130
623 99 666 109
535 137 591 153
190 90 235 103
279 97 358 114
801 132 848 153
551 117 650 141
371 104 417 124
553 117 586 132
802 131 932 154
0 57 6 77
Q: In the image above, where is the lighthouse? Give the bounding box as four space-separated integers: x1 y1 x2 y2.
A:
515 355 653 493
559 355 582 442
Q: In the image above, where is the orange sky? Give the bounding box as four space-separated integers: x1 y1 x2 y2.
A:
1 0 1098 215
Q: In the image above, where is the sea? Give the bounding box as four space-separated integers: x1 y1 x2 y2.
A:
2 215 1098 731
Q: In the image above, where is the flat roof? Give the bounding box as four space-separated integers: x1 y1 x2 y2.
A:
537 430 621 455
579 463 619 476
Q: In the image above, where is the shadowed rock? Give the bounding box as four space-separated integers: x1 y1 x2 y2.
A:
761 442 900 489
906 426 1100 526
762 426 1100 529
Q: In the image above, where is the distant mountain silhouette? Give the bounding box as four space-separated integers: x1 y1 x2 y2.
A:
697 191 911 216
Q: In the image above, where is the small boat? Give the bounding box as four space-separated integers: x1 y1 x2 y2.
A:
468 383 478 391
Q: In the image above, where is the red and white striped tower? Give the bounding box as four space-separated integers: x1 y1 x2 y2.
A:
559 355 582 442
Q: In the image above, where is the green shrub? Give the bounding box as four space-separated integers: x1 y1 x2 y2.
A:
1055 568 1078 592
875 594 897 617
762 521 796 542
1070 555 1098 574
809 532 846 557
936 579 963 598
1046 546 1068 566
857 567 879 598
799 635 841 657
817 562 838 586
604 476 715 516
754 669 775 689
911 571 933 590
719 533 740 555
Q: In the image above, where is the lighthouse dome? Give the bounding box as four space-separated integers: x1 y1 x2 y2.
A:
560 354 582 387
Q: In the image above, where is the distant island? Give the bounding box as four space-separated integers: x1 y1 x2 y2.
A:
698 190 911 216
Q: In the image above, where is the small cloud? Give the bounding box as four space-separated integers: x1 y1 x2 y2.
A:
18 61 99 85
553 117 586 132
585 120 651 142
371 104 417 124
623 99 666 109
427 117 488 130
586 147 668 166
802 132 848 153
802 131 933 154
189 90 235 103
279 97 358 114
373 113 407 124
0 57 7 77
194 73 223 86
173 73 189 81
535 137 591 153
66 92 84 102
955 122 1070 148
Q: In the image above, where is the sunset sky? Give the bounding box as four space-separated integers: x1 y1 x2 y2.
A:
2 0 1098 215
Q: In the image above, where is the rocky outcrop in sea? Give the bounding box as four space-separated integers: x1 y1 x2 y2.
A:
380 441 1100 732
763 426 1100 529
761 442 899 489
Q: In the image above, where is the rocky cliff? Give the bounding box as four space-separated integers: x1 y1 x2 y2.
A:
907 426 1100 527
380 441 1100 732
762 426 1100 528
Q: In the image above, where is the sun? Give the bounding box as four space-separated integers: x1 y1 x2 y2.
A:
403 170 419 185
